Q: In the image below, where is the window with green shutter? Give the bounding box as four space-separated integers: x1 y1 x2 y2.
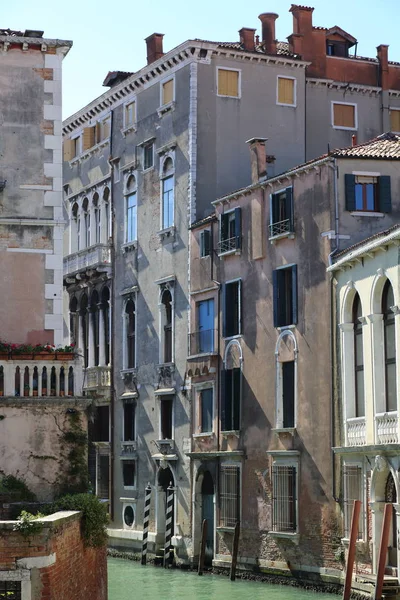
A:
345 174 391 213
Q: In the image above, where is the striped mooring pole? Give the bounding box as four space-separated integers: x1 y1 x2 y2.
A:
163 482 174 568
141 482 152 566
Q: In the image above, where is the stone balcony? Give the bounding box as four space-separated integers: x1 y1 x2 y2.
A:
63 243 111 282
346 412 399 447
83 366 111 393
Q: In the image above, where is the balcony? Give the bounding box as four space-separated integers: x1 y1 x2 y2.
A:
376 412 398 444
63 243 111 281
84 366 111 392
346 417 366 447
269 218 294 240
0 357 83 397
217 236 241 256
188 329 215 357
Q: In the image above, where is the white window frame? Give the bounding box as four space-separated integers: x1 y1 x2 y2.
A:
72 134 82 159
121 457 137 491
158 282 175 364
389 107 400 133
219 208 239 256
157 394 175 441
123 99 137 131
160 75 175 108
122 400 136 442
331 101 358 131
342 460 366 542
275 329 298 430
97 115 111 143
122 293 137 371
276 75 297 107
192 381 215 436
123 173 137 246
216 66 242 99
267 451 300 540
160 154 175 231
143 140 155 171
223 277 242 340
122 500 137 529
218 460 242 530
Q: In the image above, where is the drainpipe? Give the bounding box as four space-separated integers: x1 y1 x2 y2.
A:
211 220 221 452
108 108 116 522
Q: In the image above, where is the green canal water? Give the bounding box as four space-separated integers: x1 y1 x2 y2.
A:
108 558 337 600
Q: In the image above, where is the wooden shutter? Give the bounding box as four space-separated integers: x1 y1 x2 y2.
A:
162 79 173 105
345 174 356 211
285 187 293 230
237 280 242 335
233 368 241 430
221 369 227 431
291 265 298 326
218 69 239 97
278 78 294 105
333 103 355 128
379 176 392 213
234 207 242 249
82 126 95 151
273 269 279 328
95 122 102 144
222 283 227 337
63 138 74 162
390 110 400 132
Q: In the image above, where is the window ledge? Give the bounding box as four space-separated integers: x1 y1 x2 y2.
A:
276 324 296 332
218 248 241 258
122 241 137 253
69 138 110 165
216 526 236 533
121 124 137 137
272 427 296 437
221 430 240 438
193 432 214 439
341 537 367 548
142 166 155 174
268 531 300 545
157 226 175 241
269 232 295 244
350 211 385 218
187 351 218 360
332 125 357 131
157 101 176 118
277 102 296 108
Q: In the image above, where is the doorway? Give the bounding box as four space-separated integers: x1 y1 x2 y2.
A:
156 466 174 539
201 470 214 564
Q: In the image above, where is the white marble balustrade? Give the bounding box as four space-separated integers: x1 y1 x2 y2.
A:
0 358 84 397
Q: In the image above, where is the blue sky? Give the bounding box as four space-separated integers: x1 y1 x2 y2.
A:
1 0 397 118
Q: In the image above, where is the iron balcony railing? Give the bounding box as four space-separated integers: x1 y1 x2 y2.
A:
218 236 240 255
188 329 215 356
269 218 294 239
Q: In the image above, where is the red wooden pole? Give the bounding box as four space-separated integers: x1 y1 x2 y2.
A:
343 499 362 600
373 503 392 600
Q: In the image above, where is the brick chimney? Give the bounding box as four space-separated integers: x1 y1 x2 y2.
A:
290 5 314 35
239 27 256 52
145 33 164 65
258 13 278 54
246 137 268 183
377 44 389 90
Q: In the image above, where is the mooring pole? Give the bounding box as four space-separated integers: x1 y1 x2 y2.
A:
198 519 208 576
373 503 392 600
343 499 361 600
163 483 174 568
141 482 152 566
230 521 240 581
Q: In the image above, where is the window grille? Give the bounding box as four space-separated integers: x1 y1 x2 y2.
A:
0 581 22 599
219 465 240 527
272 465 297 532
343 465 363 539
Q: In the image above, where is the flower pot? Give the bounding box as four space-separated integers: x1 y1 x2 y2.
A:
0 351 9 360
12 353 33 361
41 388 47 396
34 352 55 361
33 390 38 397
56 352 74 361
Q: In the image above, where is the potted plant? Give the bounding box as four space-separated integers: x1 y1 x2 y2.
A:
33 343 56 360
0 340 10 359
11 343 34 360
24 383 30 397
55 343 76 361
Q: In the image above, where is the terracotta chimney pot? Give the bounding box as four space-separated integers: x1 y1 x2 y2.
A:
258 13 278 54
145 33 164 65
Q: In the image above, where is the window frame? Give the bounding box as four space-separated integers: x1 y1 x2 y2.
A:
158 395 174 441
268 452 299 537
218 207 241 256
121 457 137 490
343 462 365 540
276 75 297 107
193 381 215 436
223 278 242 339
389 107 400 133
160 76 175 107
143 141 154 171
72 134 82 159
123 401 136 442
269 186 294 239
124 295 137 371
123 99 137 131
160 156 175 230
200 229 211 258
216 66 241 99
273 264 298 328
354 175 379 212
331 101 358 131
218 462 241 529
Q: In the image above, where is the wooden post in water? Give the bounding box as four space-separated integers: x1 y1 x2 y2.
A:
373 503 392 600
198 519 208 576
163 483 174 568
343 499 361 600
230 522 240 582
141 482 152 566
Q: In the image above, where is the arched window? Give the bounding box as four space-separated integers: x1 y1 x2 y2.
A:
91 290 100 367
125 298 136 369
125 176 137 243
93 193 101 244
72 202 79 252
353 294 365 417
80 294 89 367
161 157 174 230
222 341 242 432
82 197 90 249
161 289 172 363
69 296 79 347
103 187 110 242
102 287 110 365
383 281 396 412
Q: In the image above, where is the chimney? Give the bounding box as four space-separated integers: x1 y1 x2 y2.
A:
288 33 303 56
377 44 389 91
290 4 314 35
145 33 164 65
246 137 268 183
239 27 256 52
258 13 278 54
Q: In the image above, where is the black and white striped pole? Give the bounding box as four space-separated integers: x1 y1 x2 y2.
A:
163 482 174 568
141 482 152 566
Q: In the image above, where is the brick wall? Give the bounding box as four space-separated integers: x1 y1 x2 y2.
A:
0 511 107 600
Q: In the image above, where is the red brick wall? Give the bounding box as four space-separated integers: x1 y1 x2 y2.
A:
0 512 107 600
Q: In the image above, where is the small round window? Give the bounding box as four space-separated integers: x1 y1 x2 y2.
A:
124 505 134 527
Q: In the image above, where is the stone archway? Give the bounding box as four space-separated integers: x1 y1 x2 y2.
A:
192 464 216 564
156 466 175 544
386 472 398 569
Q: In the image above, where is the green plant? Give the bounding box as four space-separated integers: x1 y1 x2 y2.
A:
57 343 76 353
48 493 109 547
13 510 44 538
59 411 90 495
0 473 36 502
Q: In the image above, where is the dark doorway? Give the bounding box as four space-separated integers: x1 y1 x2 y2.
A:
201 471 214 563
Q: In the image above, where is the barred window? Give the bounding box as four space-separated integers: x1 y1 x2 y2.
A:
272 465 297 533
219 465 240 528
0 581 21 599
343 465 363 539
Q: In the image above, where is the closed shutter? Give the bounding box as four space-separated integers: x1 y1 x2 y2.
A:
233 368 241 430
345 174 356 211
222 283 227 338
333 103 355 128
63 138 74 162
238 279 242 335
273 269 279 328
82 126 95 151
95 122 102 144
379 176 392 213
291 265 298 325
162 79 174 105
234 207 242 249
390 110 400 133
218 69 239 97
278 78 294 105
221 369 227 431
285 187 293 230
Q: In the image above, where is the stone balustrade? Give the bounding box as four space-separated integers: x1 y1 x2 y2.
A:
63 243 111 277
376 411 398 444
346 416 366 446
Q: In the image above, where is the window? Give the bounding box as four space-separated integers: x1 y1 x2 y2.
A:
353 294 365 418
90 405 109 442
0 581 22 599
122 460 136 487
101 286 110 365
80 294 89 367
222 367 241 431
282 361 295 428
345 174 391 213
82 198 90 249
217 68 240 98
200 229 211 257
326 41 349 57
123 402 135 441
125 101 136 128
199 388 213 433
272 463 297 533
143 142 154 170
219 464 240 527
223 280 241 338
160 396 173 440
161 289 173 363
197 298 214 353
161 157 174 229
93 194 101 244
277 77 295 106
73 136 81 157
162 78 174 106
125 298 136 369
383 281 396 412
218 208 241 254
390 108 400 132
125 175 137 243
332 102 357 130
91 290 100 366
96 116 111 143
269 187 294 238
273 265 298 328
343 465 363 539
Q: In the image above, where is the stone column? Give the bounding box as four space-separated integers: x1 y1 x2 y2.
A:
370 501 386 573
98 302 105 366
368 313 384 443
88 306 95 368
339 322 355 445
